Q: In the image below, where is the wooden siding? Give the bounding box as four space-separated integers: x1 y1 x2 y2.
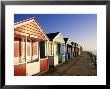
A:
48 41 53 56
54 55 58 66
32 42 38 55
14 40 20 57
14 38 22 57
14 63 26 76
53 33 65 43
40 59 48 72
27 42 31 56
48 56 54 67
74 47 79 52
27 61 40 76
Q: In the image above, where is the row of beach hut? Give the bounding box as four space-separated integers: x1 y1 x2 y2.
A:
14 17 83 76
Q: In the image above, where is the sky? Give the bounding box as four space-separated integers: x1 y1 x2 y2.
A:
14 14 97 51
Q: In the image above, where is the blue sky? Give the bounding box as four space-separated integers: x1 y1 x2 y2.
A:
14 14 97 51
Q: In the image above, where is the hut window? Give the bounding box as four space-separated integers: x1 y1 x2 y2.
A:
14 37 26 65
58 44 61 55
21 38 26 63
51 43 53 55
31 41 39 62
27 41 39 63
40 41 46 58
61 44 65 55
48 42 53 56
27 39 32 62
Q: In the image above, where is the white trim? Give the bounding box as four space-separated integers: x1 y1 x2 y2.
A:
40 58 45 60
53 32 65 43
14 18 49 41
25 36 27 76
53 32 60 41
38 42 40 63
14 62 26 65
30 35 38 38
33 19 49 41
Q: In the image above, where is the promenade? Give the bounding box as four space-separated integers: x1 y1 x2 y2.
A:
36 51 97 76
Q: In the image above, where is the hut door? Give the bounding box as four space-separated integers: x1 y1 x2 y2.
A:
58 44 61 55
58 44 62 63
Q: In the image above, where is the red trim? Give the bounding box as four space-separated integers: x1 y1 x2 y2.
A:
40 59 48 72
14 63 26 76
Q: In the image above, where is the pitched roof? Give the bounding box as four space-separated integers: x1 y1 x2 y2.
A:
46 32 60 41
71 42 74 45
64 38 69 43
67 44 72 48
14 17 49 41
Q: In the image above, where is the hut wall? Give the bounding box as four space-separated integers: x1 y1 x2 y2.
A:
27 61 40 76
14 38 26 76
27 41 31 62
54 42 59 65
54 42 57 56
40 41 48 72
53 33 65 63
48 42 54 67
54 33 65 43
26 41 40 76
14 63 26 76
32 42 38 60
14 38 23 64
54 55 58 66
60 44 65 63
14 40 20 57
48 42 53 56
48 56 54 67
40 58 48 72
14 40 20 64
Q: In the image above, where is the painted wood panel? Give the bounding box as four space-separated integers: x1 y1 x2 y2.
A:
48 42 53 56
32 42 38 55
14 41 20 57
27 42 31 56
53 43 59 65
40 59 48 72
14 63 26 76
48 56 54 67
14 38 26 64
27 62 40 76
53 33 65 43
14 38 21 57
54 55 58 66
27 41 31 62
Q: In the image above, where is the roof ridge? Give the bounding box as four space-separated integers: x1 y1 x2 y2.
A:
47 32 60 34
14 17 35 25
